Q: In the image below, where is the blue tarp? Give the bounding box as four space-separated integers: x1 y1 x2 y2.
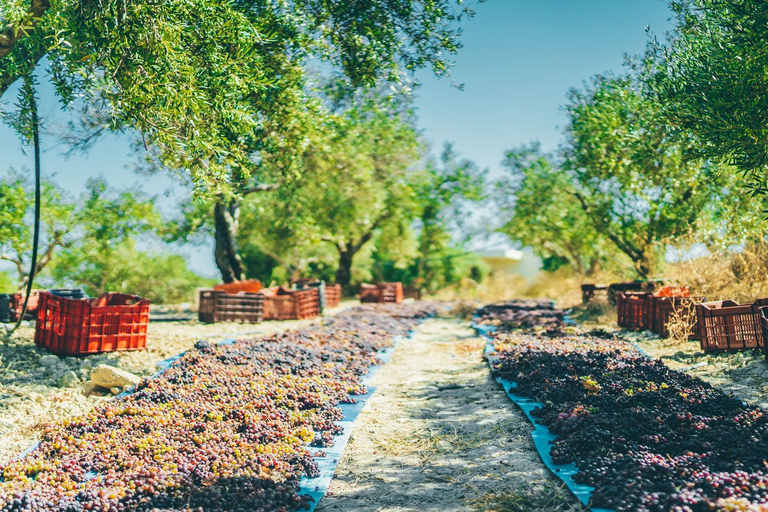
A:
474 321 612 512
298 340 400 510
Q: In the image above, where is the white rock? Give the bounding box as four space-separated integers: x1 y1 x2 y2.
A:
58 371 80 388
39 354 60 367
110 387 122 395
90 364 141 389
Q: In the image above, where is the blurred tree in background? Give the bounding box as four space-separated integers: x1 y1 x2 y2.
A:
495 143 617 275
561 73 723 278
405 144 488 293
0 171 75 289
0 173 212 301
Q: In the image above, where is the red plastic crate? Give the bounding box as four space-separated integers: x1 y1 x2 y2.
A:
35 292 150 356
325 284 342 308
262 287 320 321
696 299 768 352
212 279 261 295
617 292 652 330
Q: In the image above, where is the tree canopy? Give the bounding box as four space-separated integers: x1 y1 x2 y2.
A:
496 143 615 275
1 0 483 190
651 0 768 195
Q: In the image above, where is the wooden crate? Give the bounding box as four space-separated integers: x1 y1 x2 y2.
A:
379 282 403 303
198 289 264 324
360 284 380 303
325 284 342 308
359 283 403 304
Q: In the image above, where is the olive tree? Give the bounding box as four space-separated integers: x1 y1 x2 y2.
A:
651 0 768 196
562 73 723 278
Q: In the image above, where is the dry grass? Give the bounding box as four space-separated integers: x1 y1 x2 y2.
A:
432 268 623 309
666 300 699 344
665 241 768 303
468 483 583 512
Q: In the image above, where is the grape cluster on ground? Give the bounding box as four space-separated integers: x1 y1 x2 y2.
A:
481 301 768 512
0 303 434 512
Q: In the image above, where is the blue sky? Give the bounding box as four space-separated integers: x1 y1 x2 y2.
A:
0 0 674 277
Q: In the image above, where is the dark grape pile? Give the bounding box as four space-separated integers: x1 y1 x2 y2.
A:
475 300 568 333
0 304 434 511
482 300 768 512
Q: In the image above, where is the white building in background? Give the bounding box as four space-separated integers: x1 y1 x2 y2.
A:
475 247 542 280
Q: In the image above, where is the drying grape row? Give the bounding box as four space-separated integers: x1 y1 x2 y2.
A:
0 303 434 512
481 300 768 512
475 300 568 333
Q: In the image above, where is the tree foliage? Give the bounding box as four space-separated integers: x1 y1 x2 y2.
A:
651 0 768 196
496 143 615 275
562 73 723 277
0 171 75 289
408 144 487 292
1 0 483 190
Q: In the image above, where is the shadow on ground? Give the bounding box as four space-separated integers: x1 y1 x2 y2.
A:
316 318 584 512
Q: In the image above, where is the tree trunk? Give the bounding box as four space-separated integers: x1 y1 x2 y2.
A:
634 246 654 279
213 197 246 283
335 249 355 296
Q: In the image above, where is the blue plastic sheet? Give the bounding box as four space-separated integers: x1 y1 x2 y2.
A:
298 336 402 511
474 321 612 512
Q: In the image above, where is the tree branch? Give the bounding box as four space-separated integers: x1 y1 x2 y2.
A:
0 252 25 282
570 188 643 263
351 210 391 253
242 183 278 196
0 0 50 59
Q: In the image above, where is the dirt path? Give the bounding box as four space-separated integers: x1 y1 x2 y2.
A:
316 317 580 512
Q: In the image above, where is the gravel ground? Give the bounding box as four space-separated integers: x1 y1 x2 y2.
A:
0 301 356 464
316 317 581 512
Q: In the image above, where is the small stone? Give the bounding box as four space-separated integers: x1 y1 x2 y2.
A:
39 354 60 367
58 371 80 388
80 360 93 371
90 364 141 389
81 381 96 397
110 387 122 395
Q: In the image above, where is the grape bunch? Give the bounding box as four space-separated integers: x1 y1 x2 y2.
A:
0 304 432 511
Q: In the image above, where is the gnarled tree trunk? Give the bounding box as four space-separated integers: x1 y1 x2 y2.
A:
213 197 246 283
